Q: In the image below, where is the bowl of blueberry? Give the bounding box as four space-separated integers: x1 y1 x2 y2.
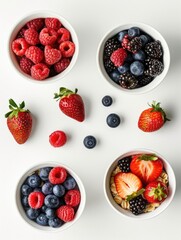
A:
8 11 79 83
97 23 170 94
16 162 86 231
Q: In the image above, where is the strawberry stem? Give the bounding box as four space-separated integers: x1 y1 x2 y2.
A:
5 99 28 118
149 101 170 122
126 188 145 201
138 154 158 161
54 87 78 101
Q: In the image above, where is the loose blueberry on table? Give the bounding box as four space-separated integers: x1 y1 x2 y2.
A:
20 166 81 228
103 27 164 89
102 95 113 107
83 135 97 149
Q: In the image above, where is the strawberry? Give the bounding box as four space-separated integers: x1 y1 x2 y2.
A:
130 154 163 184
5 99 32 144
138 101 169 132
144 181 168 203
114 172 142 199
54 87 85 122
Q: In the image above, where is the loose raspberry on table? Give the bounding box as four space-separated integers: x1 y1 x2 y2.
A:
25 46 44 64
49 167 67 184
45 18 61 30
26 18 44 31
54 58 70 73
28 191 45 209
24 28 39 45
20 56 34 74
59 41 75 57
56 205 75 222
64 189 81 207
110 48 127 67
31 63 50 80
44 45 62 65
49 130 67 147
57 28 70 44
39 28 58 46
12 38 29 56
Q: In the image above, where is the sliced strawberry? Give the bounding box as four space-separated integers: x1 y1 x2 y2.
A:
144 181 168 203
130 154 163 184
114 172 142 199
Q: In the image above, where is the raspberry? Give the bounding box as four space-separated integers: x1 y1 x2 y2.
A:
31 63 50 80
45 18 61 30
24 28 39 45
17 27 27 38
122 34 130 50
26 18 44 31
28 191 45 209
57 28 70 44
49 130 67 147
54 58 70 73
25 46 44 64
12 38 29 57
64 190 81 207
56 205 75 222
110 48 127 67
20 56 34 74
49 167 67 184
39 28 58 46
59 41 75 58
44 45 62 65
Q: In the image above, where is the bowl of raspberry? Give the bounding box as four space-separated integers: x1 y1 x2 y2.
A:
104 149 176 219
97 23 170 94
9 11 78 82
15 162 86 231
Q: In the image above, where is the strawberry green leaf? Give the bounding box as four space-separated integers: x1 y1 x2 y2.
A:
126 188 145 201
19 101 25 109
9 99 18 108
138 154 158 161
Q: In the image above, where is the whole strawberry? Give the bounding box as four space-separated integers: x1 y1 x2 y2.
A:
5 99 32 144
54 87 85 122
138 101 169 132
144 181 168 203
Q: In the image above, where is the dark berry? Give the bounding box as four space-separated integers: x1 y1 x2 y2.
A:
145 58 164 77
104 59 116 73
106 113 120 128
36 213 48 226
140 34 152 46
127 37 142 53
118 156 132 172
45 208 56 219
27 174 41 188
41 205 47 213
44 195 60 208
117 30 128 42
128 27 140 37
117 63 130 74
120 72 138 89
109 70 121 84
130 61 144 76
104 37 120 58
63 176 77 190
26 208 40 220
21 195 29 208
48 217 64 228
137 75 153 87
125 52 134 63
102 95 113 107
21 184 33 196
42 182 53 195
83 135 97 149
129 195 147 215
53 184 65 197
133 50 146 61
39 167 52 181
145 40 163 59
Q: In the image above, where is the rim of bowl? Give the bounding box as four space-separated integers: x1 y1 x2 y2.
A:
8 10 79 84
103 148 176 220
15 161 86 232
97 22 170 94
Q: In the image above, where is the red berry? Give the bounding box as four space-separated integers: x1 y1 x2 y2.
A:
57 28 70 44
24 28 39 45
39 28 58 46
31 63 50 80
45 18 61 30
17 27 27 38
110 48 127 67
28 192 45 209
26 18 44 31
12 38 29 57
49 167 67 184
19 56 34 74
56 205 75 222
59 41 75 57
54 58 70 73
64 189 81 207
44 45 62 65
25 46 44 64
49 130 67 147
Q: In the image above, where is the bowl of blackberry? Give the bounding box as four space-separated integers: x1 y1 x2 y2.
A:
16 162 86 231
97 23 170 94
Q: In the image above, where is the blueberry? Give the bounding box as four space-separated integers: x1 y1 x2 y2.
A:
44 195 60 208
45 208 56 219
117 30 127 42
109 70 120 84
106 113 120 128
21 196 29 208
133 50 146 61
130 61 144 76
42 182 53 195
21 184 32 196
118 63 130 74
53 185 65 197
125 53 133 63
48 217 64 228
83 135 97 149
140 34 152 46
36 213 48 226
27 174 41 188
128 27 140 37
41 205 47 213
39 167 52 181
102 95 113 107
63 176 77 190
26 208 40 220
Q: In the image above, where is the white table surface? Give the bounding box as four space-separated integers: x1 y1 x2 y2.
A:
0 0 180 239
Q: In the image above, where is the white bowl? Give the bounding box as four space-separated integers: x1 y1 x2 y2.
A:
104 149 176 219
97 23 170 94
15 162 86 231
8 11 79 83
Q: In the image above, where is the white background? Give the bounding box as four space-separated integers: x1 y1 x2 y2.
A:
0 0 180 239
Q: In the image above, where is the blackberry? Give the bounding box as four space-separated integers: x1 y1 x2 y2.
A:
127 37 142 53
129 195 147 215
145 40 163 59
137 75 154 87
145 58 164 77
104 37 120 59
104 59 116 73
120 72 138 89
118 156 132 172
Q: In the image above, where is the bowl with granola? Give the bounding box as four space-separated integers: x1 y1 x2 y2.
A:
104 149 176 219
